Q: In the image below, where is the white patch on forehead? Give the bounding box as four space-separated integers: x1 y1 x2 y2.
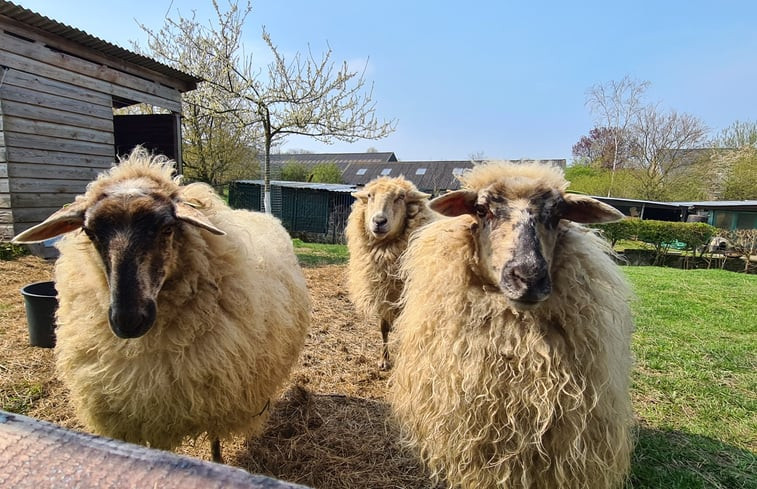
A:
107 179 152 197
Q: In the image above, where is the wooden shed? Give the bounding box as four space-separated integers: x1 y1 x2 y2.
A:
0 1 200 240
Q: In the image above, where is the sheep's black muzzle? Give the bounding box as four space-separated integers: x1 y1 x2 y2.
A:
502 265 552 309
370 213 390 238
500 256 551 310
499 217 553 310
108 300 157 339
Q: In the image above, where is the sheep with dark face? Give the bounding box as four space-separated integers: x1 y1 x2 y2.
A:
388 162 635 489
13 147 310 463
345 176 434 370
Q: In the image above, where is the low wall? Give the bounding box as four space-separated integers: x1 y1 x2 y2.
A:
0 410 311 489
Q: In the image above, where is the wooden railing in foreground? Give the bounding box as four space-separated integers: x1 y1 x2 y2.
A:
0 410 311 489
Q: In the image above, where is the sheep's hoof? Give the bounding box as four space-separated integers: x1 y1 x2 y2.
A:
378 358 393 371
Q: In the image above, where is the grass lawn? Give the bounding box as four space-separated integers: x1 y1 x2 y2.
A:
292 238 349 266
624 267 756 488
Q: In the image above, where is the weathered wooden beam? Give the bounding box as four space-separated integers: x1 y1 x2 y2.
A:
0 410 311 489
1 40 183 113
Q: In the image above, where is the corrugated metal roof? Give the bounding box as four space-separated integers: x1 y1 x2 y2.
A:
342 160 474 190
674 200 757 208
235 180 358 194
267 152 397 169
0 0 201 88
341 159 567 192
593 197 757 212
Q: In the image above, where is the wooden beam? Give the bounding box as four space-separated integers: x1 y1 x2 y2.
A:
1 84 112 121
173 111 183 174
1 37 183 113
1 116 113 145
8 162 105 181
0 224 13 241
2 99 113 132
3 68 113 107
10 177 90 193
4 131 114 157
3 147 114 168
12 192 77 209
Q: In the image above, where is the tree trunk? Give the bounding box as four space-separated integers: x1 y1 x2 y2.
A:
263 111 273 214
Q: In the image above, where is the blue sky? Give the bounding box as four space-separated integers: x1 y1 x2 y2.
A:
16 0 757 162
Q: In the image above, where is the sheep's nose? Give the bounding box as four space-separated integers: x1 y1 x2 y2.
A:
109 300 156 339
501 261 551 303
372 215 388 227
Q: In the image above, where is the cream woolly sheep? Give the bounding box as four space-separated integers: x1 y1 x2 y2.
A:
13 147 310 463
388 162 635 489
345 176 433 370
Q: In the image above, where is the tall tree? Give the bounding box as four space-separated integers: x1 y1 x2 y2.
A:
141 0 395 212
631 107 708 200
721 147 757 200
581 76 710 200
571 126 634 169
182 102 259 188
132 5 259 188
585 76 649 196
712 120 757 149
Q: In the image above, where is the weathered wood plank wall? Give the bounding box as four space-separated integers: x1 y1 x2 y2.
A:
0 14 186 239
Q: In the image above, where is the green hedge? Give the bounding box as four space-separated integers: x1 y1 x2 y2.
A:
0 242 29 261
594 219 640 247
594 219 717 259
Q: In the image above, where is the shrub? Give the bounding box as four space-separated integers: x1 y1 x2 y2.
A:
280 161 310 181
309 162 343 183
0 242 29 260
594 218 640 246
595 219 717 262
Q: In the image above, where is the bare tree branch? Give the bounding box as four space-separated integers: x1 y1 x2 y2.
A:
137 0 395 212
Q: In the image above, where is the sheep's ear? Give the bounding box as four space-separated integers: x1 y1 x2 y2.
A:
12 200 87 243
429 190 478 217
408 189 431 202
351 190 369 202
561 193 624 223
175 202 226 235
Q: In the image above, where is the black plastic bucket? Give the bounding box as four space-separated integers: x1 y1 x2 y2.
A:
20 281 58 348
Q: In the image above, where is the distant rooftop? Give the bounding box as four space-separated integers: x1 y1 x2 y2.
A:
235 180 357 194
268 152 397 167
264 153 566 193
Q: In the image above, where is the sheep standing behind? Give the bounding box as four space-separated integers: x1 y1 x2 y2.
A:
13 148 310 462
345 176 434 369
388 162 635 488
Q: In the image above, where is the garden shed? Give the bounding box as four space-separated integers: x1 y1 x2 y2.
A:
680 200 757 230
229 180 356 243
0 0 200 240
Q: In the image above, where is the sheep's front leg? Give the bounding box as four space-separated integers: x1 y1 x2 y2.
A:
211 438 223 463
379 318 392 371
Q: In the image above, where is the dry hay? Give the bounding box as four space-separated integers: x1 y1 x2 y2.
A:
0 256 436 489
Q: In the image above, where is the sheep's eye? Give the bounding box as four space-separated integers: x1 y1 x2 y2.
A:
395 193 406 202
474 204 489 218
162 225 175 236
367 193 373 200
